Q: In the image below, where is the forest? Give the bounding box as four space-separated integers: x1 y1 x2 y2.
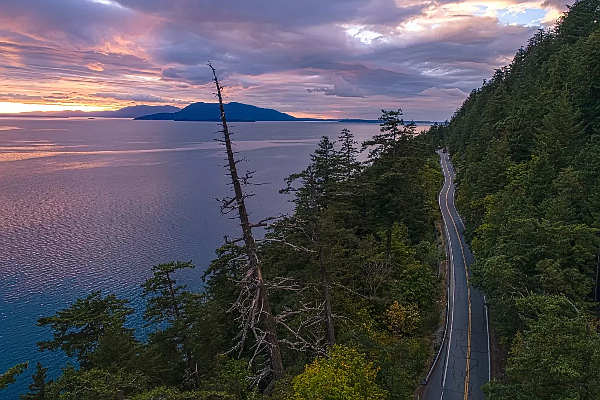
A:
5 1 599 398
427 0 600 398
0 71 445 398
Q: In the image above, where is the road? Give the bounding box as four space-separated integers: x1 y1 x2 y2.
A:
422 151 490 400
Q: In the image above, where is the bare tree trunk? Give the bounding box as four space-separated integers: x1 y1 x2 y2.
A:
319 247 335 347
209 64 284 381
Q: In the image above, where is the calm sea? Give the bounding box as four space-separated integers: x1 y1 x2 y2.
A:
0 119 424 396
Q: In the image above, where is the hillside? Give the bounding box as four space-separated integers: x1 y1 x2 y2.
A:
101 105 181 118
426 1 600 398
135 101 297 122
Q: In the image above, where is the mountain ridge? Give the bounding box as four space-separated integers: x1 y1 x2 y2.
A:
135 101 297 122
1 102 436 124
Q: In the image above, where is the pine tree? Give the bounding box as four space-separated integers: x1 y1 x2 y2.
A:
338 128 361 181
141 261 200 388
362 110 421 257
363 109 415 160
281 136 344 347
283 136 341 215
0 363 28 391
36 292 135 368
20 362 48 400
536 91 585 171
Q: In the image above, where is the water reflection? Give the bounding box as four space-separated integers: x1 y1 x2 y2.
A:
0 119 391 396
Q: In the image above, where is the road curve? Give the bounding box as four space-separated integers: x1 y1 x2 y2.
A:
421 151 490 400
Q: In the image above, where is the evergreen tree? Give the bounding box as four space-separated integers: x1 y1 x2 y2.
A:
280 135 346 347
282 135 341 215
20 362 49 400
338 128 361 181
363 109 415 160
141 261 200 388
37 292 136 368
0 363 27 391
426 2 600 396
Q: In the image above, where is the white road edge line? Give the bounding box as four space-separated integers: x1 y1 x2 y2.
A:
442 152 492 397
440 153 455 400
425 152 452 384
485 295 491 381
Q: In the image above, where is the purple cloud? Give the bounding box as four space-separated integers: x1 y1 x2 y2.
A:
0 0 576 120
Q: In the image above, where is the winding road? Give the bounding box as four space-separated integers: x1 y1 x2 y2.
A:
422 151 490 400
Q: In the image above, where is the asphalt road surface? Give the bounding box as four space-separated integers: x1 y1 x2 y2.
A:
421 151 490 400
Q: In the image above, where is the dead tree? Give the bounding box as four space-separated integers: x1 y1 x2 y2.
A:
208 63 285 384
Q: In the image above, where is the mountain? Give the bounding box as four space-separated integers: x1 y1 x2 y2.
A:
0 105 181 119
1 102 434 124
99 105 181 118
135 102 297 122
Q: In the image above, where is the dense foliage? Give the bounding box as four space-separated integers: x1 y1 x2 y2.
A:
287 345 387 400
11 110 444 399
1 363 28 391
427 1 600 398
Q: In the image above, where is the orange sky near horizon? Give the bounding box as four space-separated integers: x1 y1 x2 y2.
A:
0 102 107 114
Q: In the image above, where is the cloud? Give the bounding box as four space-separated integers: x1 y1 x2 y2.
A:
160 65 216 85
87 62 104 72
307 75 367 98
92 92 187 103
0 0 576 119
541 0 570 8
0 93 45 101
0 92 76 102
420 87 469 98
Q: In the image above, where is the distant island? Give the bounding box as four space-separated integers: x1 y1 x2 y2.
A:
1 102 434 124
92 105 181 118
135 101 434 124
135 101 296 122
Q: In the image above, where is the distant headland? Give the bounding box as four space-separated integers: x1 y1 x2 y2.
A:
135 102 433 124
1 102 434 124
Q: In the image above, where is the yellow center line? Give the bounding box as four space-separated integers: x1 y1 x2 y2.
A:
442 154 472 400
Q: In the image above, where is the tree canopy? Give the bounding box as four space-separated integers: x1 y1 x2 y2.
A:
424 1 600 397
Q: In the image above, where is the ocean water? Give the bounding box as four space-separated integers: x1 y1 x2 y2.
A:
0 119 421 397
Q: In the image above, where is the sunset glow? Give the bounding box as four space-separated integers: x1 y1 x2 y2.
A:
0 0 574 120
0 102 106 114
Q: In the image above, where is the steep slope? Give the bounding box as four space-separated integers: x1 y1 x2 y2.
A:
430 1 600 398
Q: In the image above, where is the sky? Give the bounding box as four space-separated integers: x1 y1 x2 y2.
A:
0 0 574 120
